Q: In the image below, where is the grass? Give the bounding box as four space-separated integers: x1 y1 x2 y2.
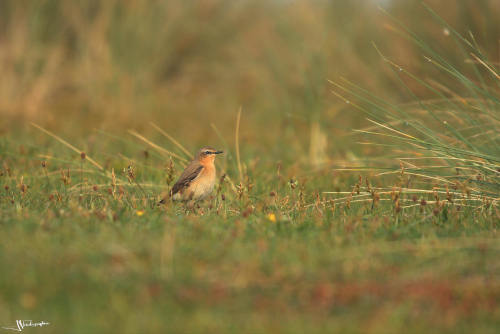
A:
1 118 498 333
1 1 500 333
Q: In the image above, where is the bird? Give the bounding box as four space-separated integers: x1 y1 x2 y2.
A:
159 147 223 204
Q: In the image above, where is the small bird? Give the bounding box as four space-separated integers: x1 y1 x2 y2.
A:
160 147 223 204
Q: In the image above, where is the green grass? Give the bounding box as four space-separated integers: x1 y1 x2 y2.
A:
1 129 499 333
1 1 500 333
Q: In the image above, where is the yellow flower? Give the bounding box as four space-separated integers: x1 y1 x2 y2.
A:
136 210 145 217
267 213 277 223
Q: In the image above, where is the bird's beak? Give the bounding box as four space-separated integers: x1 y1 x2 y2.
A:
214 150 223 155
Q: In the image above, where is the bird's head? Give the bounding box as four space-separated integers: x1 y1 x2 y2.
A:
197 147 223 165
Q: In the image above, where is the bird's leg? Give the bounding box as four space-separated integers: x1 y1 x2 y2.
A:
185 200 196 214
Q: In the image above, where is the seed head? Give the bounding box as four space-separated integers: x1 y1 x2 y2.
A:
165 159 175 185
433 207 440 216
395 200 401 213
242 207 253 218
126 165 135 182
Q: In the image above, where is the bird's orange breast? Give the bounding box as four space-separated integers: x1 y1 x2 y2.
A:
183 164 216 201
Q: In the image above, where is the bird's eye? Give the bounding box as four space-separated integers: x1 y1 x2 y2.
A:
205 151 211 155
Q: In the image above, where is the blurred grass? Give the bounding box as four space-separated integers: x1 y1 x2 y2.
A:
1 0 499 146
1 0 500 333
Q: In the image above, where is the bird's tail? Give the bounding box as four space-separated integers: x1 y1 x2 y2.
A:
158 190 173 206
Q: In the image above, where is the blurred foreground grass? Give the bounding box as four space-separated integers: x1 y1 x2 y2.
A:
1 1 500 333
1 209 499 333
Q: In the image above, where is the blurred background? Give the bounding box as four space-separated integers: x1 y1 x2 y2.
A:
0 0 499 155
1 3 499 333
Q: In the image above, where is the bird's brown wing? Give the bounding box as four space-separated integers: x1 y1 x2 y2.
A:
170 162 204 197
